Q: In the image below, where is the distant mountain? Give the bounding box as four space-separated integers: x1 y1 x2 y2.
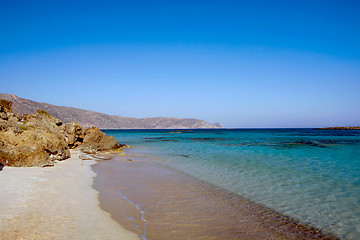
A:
0 93 222 129
317 126 360 130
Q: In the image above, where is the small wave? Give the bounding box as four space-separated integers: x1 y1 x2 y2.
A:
117 189 149 240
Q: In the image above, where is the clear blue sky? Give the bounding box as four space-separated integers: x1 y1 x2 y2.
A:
0 0 359 128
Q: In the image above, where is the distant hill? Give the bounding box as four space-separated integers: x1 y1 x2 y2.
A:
317 126 360 130
0 93 222 129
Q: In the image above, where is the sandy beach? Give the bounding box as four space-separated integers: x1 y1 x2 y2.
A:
0 150 139 240
0 141 341 240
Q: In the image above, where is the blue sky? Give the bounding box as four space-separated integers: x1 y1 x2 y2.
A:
0 0 359 127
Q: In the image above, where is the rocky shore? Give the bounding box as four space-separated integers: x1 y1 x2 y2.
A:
0 99 139 239
0 99 122 167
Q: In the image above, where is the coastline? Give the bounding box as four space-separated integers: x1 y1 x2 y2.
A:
93 149 339 240
0 150 139 240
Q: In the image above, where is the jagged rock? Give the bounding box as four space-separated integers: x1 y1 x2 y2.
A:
75 127 118 153
0 99 123 167
0 99 13 113
0 112 7 120
83 127 118 150
0 99 12 120
0 103 70 167
61 122 119 153
62 121 84 148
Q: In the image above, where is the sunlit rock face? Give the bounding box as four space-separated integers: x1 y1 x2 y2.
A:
0 100 70 167
0 99 120 167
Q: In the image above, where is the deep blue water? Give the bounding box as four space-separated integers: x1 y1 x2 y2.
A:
103 128 360 240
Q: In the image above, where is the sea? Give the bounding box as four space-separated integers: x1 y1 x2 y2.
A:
103 128 360 240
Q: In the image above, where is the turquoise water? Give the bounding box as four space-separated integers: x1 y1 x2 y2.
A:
104 129 360 240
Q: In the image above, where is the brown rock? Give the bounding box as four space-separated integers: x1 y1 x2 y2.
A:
0 112 7 120
0 105 70 167
0 99 13 113
61 122 119 154
62 121 84 147
0 99 12 120
99 135 118 150
0 99 122 167
79 126 118 152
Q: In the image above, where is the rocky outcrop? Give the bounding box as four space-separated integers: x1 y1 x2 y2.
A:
61 122 118 154
0 93 222 129
0 99 122 167
0 100 70 167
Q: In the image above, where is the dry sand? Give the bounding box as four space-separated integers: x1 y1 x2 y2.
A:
0 150 139 240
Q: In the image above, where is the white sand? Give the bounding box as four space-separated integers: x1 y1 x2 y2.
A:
0 150 140 240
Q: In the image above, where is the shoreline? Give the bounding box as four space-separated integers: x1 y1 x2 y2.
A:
93 149 339 240
0 150 139 240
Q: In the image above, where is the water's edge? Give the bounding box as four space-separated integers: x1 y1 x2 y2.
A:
92 150 339 240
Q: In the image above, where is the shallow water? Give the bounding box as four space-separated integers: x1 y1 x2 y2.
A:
93 155 336 239
103 129 360 240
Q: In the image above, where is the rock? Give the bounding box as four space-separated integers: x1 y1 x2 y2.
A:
62 121 84 147
79 127 118 152
79 144 100 154
0 99 13 113
61 122 120 154
0 104 70 167
79 154 94 160
0 99 12 120
0 99 123 167
91 155 112 160
0 112 7 120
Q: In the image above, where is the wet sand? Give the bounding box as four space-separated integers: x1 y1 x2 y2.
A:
93 152 339 240
0 150 139 240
